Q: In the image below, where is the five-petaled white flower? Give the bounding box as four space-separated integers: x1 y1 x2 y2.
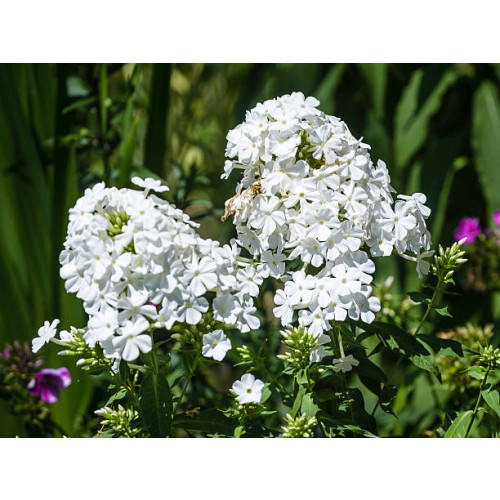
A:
131 176 169 193
231 373 265 404
112 316 152 361
202 330 232 361
32 319 60 353
332 354 359 372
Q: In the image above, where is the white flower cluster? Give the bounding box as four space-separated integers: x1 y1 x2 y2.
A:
222 92 432 337
57 177 260 362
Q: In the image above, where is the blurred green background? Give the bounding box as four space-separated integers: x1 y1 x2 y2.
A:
1 63 500 437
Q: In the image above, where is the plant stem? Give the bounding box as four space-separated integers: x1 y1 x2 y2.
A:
173 350 201 415
414 275 444 336
465 367 490 438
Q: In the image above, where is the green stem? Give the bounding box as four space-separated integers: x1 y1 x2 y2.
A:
465 367 490 438
414 275 444 336
173 350 201 415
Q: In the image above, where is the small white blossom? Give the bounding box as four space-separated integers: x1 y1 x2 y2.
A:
202 330 232 361
32 319 60 353
231 373 265 404
131 176 169 193
332 355 360 372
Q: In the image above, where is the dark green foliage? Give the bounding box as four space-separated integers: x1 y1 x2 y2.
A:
140 373 173 438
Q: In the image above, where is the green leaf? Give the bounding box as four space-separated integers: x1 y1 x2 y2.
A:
481 386 500 419
379 384 397 416
119 359 130 381
445 410 474 438
360 322 441 380
103 388 127 407
434 306 452 317
290 385 307 418
301 393 319 418
472 80 500 217
408 291 431 304
417 335 476 358
173 409 236 436
467 366 487 381
139 373 173 438
336 424 378 438
394 69 458 172
314 374 343 402
260 384 272 404
356 357 386 395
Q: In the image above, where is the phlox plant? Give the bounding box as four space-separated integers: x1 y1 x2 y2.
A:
30 93 500 438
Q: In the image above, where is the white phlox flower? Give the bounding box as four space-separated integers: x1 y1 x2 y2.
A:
52 177 260 362
222 92 433 340
202 330 232 361
32 319 60 353
231 373 265 404
332 354 360 373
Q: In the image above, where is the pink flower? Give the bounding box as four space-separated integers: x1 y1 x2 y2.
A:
454 217 481 245
493 210 500 228
28 367 72 403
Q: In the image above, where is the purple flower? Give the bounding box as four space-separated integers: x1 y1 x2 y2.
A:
454 217 481 245
28 367 72 403
494 210 500 228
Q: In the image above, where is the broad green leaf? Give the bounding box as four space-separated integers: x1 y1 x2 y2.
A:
173 409 236 436
140 373 173 438
356 357 386 395
472 81 500 216
360 322 441 380
301 393 319 418
445 410 474 438
417 335 476 358
394 69 458 172
467 366 487 381
481 386 500 419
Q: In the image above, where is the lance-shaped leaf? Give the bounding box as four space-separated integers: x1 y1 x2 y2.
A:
445 410 474 438
360 321 441 380
140 373 173 438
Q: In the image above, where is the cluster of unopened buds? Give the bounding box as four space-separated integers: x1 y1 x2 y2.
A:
478 345 500 370
94 405 140 437
281 413 318 438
